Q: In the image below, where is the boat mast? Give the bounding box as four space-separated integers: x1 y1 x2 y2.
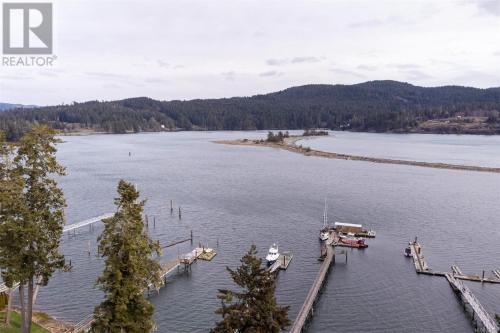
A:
323 198 328 228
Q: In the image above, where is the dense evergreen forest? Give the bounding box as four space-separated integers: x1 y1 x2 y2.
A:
1 80 499 140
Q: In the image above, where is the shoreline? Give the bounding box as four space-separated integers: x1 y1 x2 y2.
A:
0 309 73 333
214 136 500 174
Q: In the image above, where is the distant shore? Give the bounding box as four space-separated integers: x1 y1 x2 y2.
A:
214 136 500 174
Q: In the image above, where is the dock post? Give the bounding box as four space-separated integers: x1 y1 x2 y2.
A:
170 200 173 215
179 207 182 219
87 240 91 257
153 216 156 228
482 270 484 282
145 215 149 227
190 230 193 244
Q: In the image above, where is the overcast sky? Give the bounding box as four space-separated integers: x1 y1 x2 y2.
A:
1 0 500 105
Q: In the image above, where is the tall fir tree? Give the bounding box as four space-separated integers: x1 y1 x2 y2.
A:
0 130 20 326
91 180 162 333
212 245 290 333
0 126 67 333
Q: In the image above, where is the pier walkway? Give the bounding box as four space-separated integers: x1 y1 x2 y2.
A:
63 213 114 233
1 215 114 295
0 282 19 293
445 273 498 333
289 245 334 333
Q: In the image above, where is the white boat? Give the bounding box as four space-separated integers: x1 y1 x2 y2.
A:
319 199 330 241
265 244 280 265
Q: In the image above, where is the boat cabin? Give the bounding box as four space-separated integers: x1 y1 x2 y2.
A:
334 222 363 234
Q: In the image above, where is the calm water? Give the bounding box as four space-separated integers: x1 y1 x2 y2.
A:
23 131 500 332
296 131 500 168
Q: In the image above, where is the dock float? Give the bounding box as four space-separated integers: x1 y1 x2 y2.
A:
268 252 293 274
408 241 500 284
445 273 499 333
289 245 334 333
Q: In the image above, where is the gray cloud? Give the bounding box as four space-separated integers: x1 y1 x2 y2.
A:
144 77 167 83
221 71 236 80
473 0 500 16
349 16 414 28
291 56 321 64
329 68 365 78
84 72 128 79
388 63 421 69
259 70 284 77
493 51 500 56
357 64 378 71
349 19 383 28
404 70 433 81
266 58 288 66
157 60 170 68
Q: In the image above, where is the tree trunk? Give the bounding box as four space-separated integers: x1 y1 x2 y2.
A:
32 276 42 306
19 284 27 333
4 287 13 326
27 277 34 333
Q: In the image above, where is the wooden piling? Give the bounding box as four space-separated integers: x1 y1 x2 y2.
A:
179 207 182 219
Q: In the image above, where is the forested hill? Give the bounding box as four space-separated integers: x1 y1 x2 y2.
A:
1 80 499 140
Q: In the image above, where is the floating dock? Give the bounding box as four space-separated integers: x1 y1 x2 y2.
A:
408 241 500 283
268 252 293 274
445 273 499 333
289 245 334 333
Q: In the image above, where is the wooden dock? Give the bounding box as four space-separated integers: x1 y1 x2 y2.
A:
409 241 500 284
66 247 214 333
445 273 499 333
268 252 293 274
409 241 430 272
289 245 334 333
0 282 19 293
62 213 114 233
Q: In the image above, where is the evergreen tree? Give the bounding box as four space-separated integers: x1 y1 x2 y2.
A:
0 125 67 333
212 245 290 333
91 180 162 333
0 130 19 326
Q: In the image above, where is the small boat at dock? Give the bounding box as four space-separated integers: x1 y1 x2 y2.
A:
266 244 280 266
338 233 367 248
404 246 412 257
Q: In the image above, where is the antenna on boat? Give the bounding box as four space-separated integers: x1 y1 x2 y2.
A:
323 198 328 227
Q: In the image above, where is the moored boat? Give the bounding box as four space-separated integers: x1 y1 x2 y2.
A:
338 233 367 248
265 244 280 265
